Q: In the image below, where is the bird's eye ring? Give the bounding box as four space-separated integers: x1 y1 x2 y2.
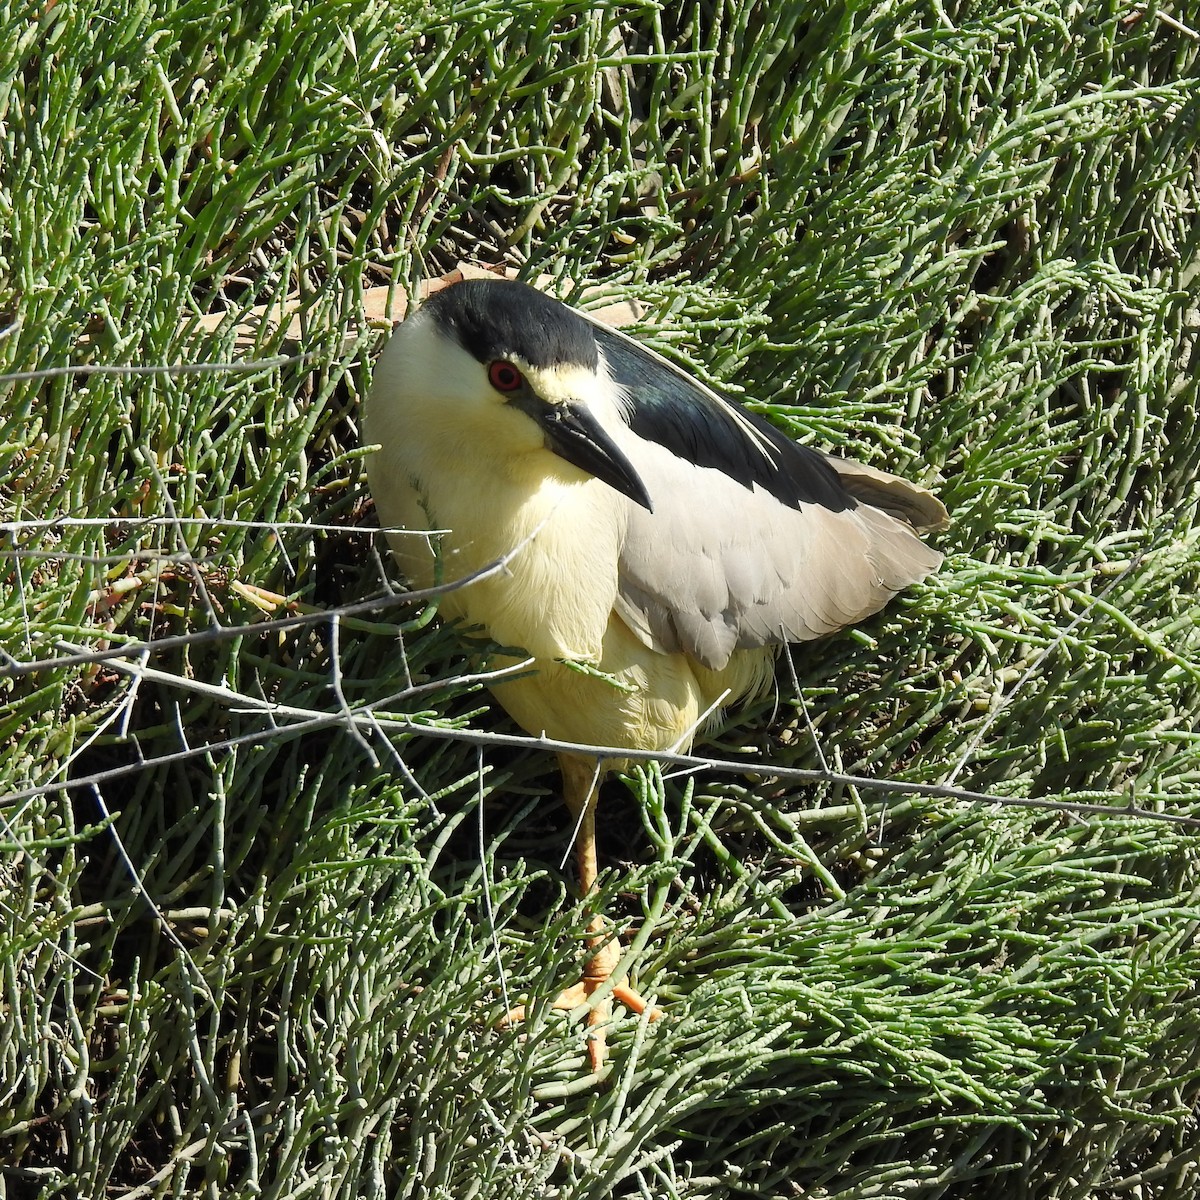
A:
488 361 524 393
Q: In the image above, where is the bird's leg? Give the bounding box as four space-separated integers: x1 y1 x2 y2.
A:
557 753 665 1071
505 753 662 1073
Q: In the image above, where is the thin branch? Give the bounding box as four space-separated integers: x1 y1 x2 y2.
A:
89 783 217 1009
0 549 511 679
0 353 314 385
5 648 1196 829
0 515 426 536
477 747 511 1016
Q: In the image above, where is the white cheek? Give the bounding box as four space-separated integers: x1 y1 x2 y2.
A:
371 316 544 465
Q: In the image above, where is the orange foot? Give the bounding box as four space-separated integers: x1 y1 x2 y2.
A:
505 955 664 1073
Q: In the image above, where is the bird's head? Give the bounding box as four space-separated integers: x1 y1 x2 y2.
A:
379 279 654 511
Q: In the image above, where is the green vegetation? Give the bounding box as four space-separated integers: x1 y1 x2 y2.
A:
2 1 1198 1195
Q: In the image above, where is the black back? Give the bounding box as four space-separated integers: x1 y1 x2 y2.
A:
595 324 855 513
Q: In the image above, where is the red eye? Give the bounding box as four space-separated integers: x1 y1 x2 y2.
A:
488 361 524 392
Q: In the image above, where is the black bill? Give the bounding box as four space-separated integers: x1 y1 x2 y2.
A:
531 400 654 512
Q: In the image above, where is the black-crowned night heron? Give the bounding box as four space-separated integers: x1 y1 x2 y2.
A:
364 278 948 1072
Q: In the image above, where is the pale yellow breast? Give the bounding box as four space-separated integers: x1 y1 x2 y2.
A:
365 381 774 754
369 431 628 664
490 614 776 754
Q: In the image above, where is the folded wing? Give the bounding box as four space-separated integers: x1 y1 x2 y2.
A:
591 323 948 672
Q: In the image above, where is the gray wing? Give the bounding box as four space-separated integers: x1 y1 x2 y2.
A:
582 313 947 670
823 455 950 533
612 438 947 672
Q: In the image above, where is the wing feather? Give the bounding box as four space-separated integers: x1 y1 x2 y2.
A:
581 310 948 670
613 439 945 671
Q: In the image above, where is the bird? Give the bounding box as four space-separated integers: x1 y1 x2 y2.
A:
363 276 948 1074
